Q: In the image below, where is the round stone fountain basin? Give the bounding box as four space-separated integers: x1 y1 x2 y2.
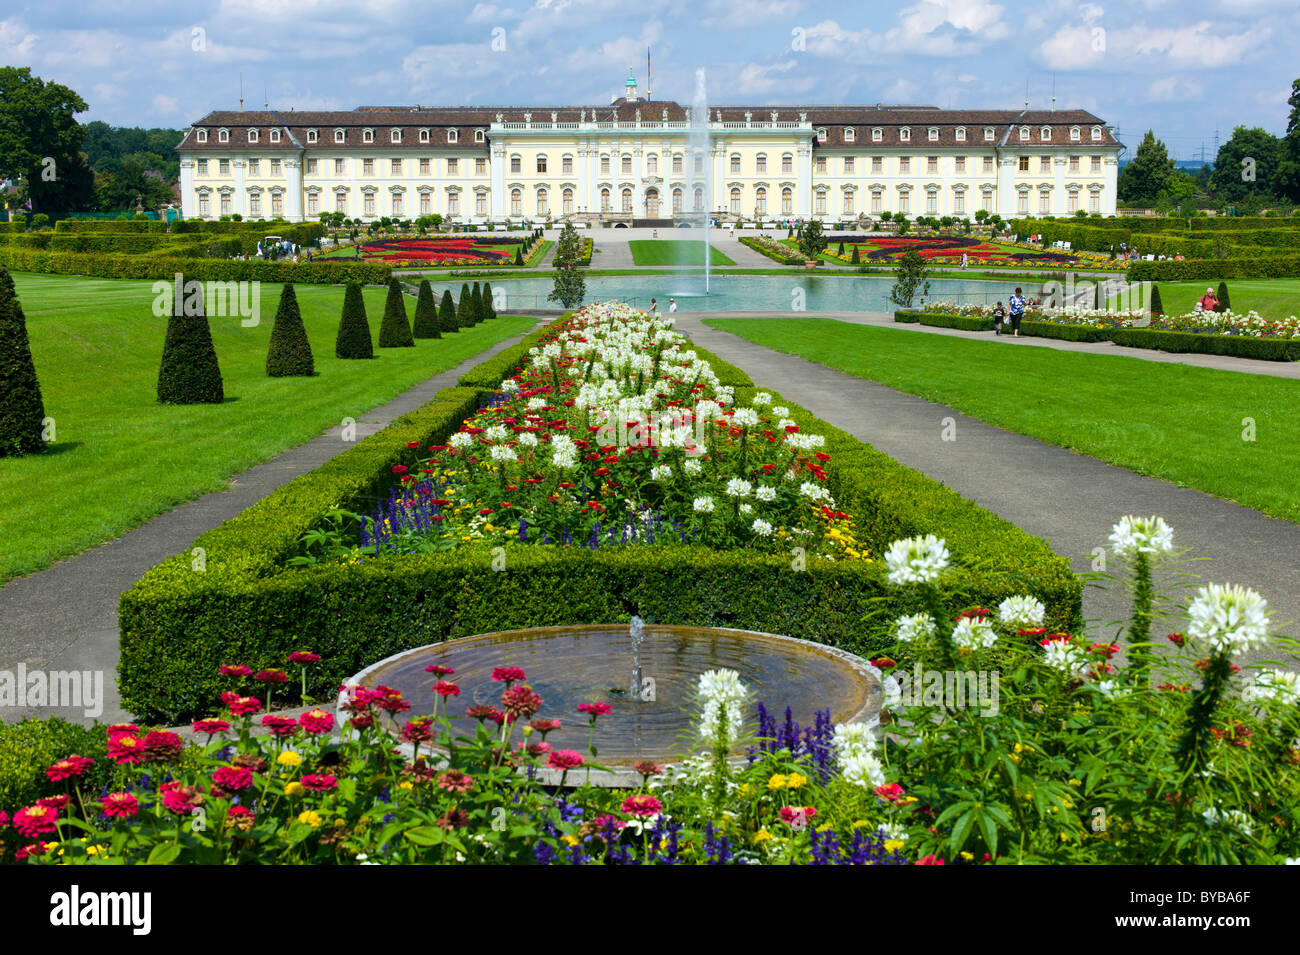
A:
346 625 882 779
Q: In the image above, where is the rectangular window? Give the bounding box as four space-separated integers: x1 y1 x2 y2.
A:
927 157 938 174
899 157 910 173
954 157 965 174
420 193 430 215
673 155 683 174
756 155 767 174
781 190 792 214
446 158 458 175
815 192 826 214
899 192 909 213
270 159 281 175
1091 155 1102 172
1069 155 1080 173
562 156 573 174
220 193 231 215
601 155 611 175
730 155 741 174
1039 190 1051 213
363 193 375 216
843 192 853 214
448 192 459 215
219 159 230 175
871 190 881 213
306 158 318 174
815 156 827 174
511 156 521 174
1089 191 1100 212
536 156 547 173
476 193 486 215
335 192 346 212
391 159 402 175
1017 192 1029 214
248 159 261 176
983 157 994 173
1068 190 1079 212
926 191 937 214
622 155 632 174
843 157 854 174
954 192 965 214
782 155 793 174
335 158 346 175
198 193 210 215
363 159 374 175
419 158 430 175
1040 156 1051 173
476 158 486 175
981 190 992 211
271 193 282 216
197 159 209 175
1018 156 1030 172
871 156 882 174
392 194 402 216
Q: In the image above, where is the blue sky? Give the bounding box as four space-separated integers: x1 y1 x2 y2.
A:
2 0 1296 160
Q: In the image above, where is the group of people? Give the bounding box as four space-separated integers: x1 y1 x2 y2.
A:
648 298 678 313
991 287 1028 337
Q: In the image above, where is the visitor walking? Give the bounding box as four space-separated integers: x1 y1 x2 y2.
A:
992 300 1006 335
668 298 677 313
649 298 658 313
1008 287 1026 337
1198 287 1219 313
961 251 968 270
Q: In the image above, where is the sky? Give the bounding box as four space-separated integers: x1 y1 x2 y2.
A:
2 0 1296 161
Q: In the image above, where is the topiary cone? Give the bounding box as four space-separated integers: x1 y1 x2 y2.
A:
378 278 414 347
335 282 374 359
482 282 497 319
457 282 474 329
412 279 441 338
0 266 48 455
470 283 484 325
438 289 458 333
266 283 315 376
1216 281 1230 312
157 283 224 404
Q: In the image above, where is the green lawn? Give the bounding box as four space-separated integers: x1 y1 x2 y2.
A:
0 272 536 581
706 317 1300 523
1112 279 1300 320
628 240 735 267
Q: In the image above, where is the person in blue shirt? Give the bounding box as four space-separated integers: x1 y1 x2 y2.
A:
1007 287 1026 337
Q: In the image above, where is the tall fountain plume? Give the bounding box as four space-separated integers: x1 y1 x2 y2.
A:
628 615 645 698
690 69 711 295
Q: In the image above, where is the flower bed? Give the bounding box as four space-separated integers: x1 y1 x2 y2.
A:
817 236 1107 270
740 235 808 265
346 236 548 269
119 307 1080 724
1148 309 1300 339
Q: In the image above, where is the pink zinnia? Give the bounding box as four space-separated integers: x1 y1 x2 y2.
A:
621 795 662 818
779 806 818 826
46 755 95 782
529 718 561 736
501 684 543 720
212 766 254 792
254 668 290 684
299 709 335 735
492 666 527 684
373 688 410 714
159 781 202 815
143 730 185 763
101 792 139 819
547 750 585 771
107 733 146 765
425 664 455 677
220 664 252 677
301 774 338 792
222 692 262 716
875 783 906 803
261 715 299 738
106 723 139 738
37 794 69 811
193 718 231 737
434 681 461 698
288 651 321 664
400 718 435 743
436 769 475 793
578 701 612 719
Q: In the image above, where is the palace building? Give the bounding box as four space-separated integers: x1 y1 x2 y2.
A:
177 74 1122 225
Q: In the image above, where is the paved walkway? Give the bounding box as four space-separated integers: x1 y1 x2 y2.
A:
677 313 1300 662
0 323 543 726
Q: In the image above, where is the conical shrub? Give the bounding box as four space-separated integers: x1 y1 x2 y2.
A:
266 283 315 376
470 283 484 326
1149 284 1163 316
482 282 497 319
335 282 374 359
438 289 458 333
378 278 414 347
457 282 475 329
412 280 441 339
0 267 48 456
1217 281 1230 312
157 284 224 404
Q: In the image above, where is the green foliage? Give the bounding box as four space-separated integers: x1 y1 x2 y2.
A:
1149 284 1163 316
0 247 387 284
1127 255 1300 281
1117 131 1177 205
0 67 96 214
470 283 484 326
334 282 374 359
438 289 458 333
738 236 804 265
1210 126 1283 204
0 718 111 810
888 249 931 308
1016 320 1115 343
265 283 315 377
0 267 48 455
156 288 224 404
549 222 587 308
482 282 497 320
1110 327 1300 361
378 279 414 348
412 279 441 338
894 310 993 331
1217 281 1230 311
796 219 828 258
851 245 861 265
456 283 474 328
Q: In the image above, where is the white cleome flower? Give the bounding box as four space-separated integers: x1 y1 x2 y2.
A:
516 431 539 447
650 464 673 482
832 721 877 755
449 431 475 449
1242 669 1300 706
751 518 774 537
1041 640 1090 678
738 502 753 515
1201 806 1253 837
732 407 760 428
488 444 516 464
884 535 951 586
500 378 520 393
1187 583 1270 657
485 424 509 442
696 669 748 748
724 477 752 498
750 392 773 406
893 612 937 643
683 458 703 476
998 595 1046 630
755 485 777 502
838 750 887 789
772 406 789 418
1108 515 1175 559
798 481 831 502
952 616 997 651
693 496 716 513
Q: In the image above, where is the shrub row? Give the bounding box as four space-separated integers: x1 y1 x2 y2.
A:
894 310 996 332
0 718 113 810
53 218 169 233
1016 320 1116 343
0 248 392 284
118 331 1078 722
1110 328 1300 361
740 236 804 265
1127 256 1300 281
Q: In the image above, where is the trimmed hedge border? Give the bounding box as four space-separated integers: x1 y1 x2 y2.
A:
894 310 996 332
740 236 805 265
0 248 391 285
118 317 1079 722
1110 328 1300 362
1017 320 1115 343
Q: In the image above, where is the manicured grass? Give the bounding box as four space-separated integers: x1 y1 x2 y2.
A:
0 272 537 581
1116 279 1300 320
706 317 1300 523
628 240 735 267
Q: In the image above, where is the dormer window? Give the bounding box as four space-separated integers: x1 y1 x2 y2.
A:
871 127 882 142
1070 125 1080 141
1019 126 1030 141
955 126 966 142
306 129 318 143
844 127 855 142
217 128 229 143
334 128 345 143
419 128 430 143
1091 125 1103 141
448 128 458 143
927 127 939 141
362 128 374 143
900 127 911 142
984 126 995 141
391 128 401 143
816 127 827 142
1040 126 1052 141
474 128 486 143
196 129 208 143
248 129 259 143
269 128 280 143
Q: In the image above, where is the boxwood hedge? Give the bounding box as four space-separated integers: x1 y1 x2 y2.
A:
1017 320 1115 343
0 248 391 285
894 310 996 331
118 320 1080 723
1110 328 1300 361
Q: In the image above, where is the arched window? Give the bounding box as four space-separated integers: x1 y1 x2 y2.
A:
1069 125 1081 142
391 128 401 143
510 188 522 216
871 127 882 142
475 129 486 143
755 186 767 215
334 128 345 143
1040 126 1052 141
536 188 548 215
362 128 374 143
1091 126 1103 141
782 153 793 173
730 153 741 174
600 188 611 212
900 127 911 142
217 128 229 143
269 128 280 143
816 127 827 143
646 153 658 175
955 126 966 142
447 128 458 143
672 188 683 213
248 129 259 143
621 154 632 175
927 127 939 141
621 187 632 213
755 153 767 174
419 129 430 143
844 127 855 142
693 188 704 211
729 187 741 214
562 188 573 214
1019 126 1030 141
196 129 208 143
781 187 792 215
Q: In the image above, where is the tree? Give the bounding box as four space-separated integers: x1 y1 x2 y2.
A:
796 219 827 259
482 282 497 320
335 282 374 358
1210 126 1282 204
265 283 315 376
157 286 224 404
412 280 441 338
514 247 524 265
457 283 475 329
0 267 48 456
850 245 860 265
378 279 414 347
0 68 96 214
470 283 484 326
438 289 458 333
974 209 988 224
1117 131 1176 205
1149 284 1163 316
1217 281 1230 312
888 249 930 308
548 221 586 309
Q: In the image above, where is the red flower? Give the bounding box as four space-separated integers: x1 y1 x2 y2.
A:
219 664 252 677
373 687 411 713
466 705 505 724
621 795 663 818
301 774 338 792
578 701 612 719
143 730 185 763
529 718 561 736
46 755 95 782
633 761 663 778
434 680 461 698
212 766 254 792
871 657 897 670
101 793 140 819
1167 632 1187 647
193 718 231 736
437 769 475 793
299 709 335 735
916 854 947 865
222 692 262 716
401 718 435 743
492 665 527 684
425 663 455 677
37 794 69 811
107 733 146 765
13 805 59 839
547 750 585 771
254 668 289 684
288 651 321 664
502 684 544 720
260 715 300 738
159 781 203 815
875 783 906 803
106 723 139 738
779 806 818 826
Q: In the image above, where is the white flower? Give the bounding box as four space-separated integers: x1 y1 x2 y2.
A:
697 668 748 748
732 407 760 429
884 535 950 586
650 464 673 482
751 518 774 537
449 431 474 449
1201 806 1253 836
485 424 509 442
832 722 876 755
839 750 887 789
724 477 752 498
738 502 753 515
877 822 908 842
488 444 516 464
754 485 777 502
526 397 548 411
683 459 703 476
1108 515 1175 559
798 481 830 502
751 392 773 406
772 406 789 418
517 431 538 447
1243 669 1299 706
1187 583 1269 656
998 595 1046 630
1096 679 1128 700
500 378 520 393
893 613 937 643
1041 640 1089 677
693 496 715 513
952 616 997 650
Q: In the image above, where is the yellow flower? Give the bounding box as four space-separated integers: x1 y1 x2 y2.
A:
737 783 751 797
1014 742 1034 755
753 829 773 845
398 780 414 791
561 834 580 847
285 781 306 798
297 810 323 828
277 751 302 768
86 844 104 856
767 773 788 791
786 771 808 790
884 839 906 852
960 851 974 861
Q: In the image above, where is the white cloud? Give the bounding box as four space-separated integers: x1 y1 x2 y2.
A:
1147 77 1204 100
1037 24 1106 68
151 94 180 113
0 17 38 60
